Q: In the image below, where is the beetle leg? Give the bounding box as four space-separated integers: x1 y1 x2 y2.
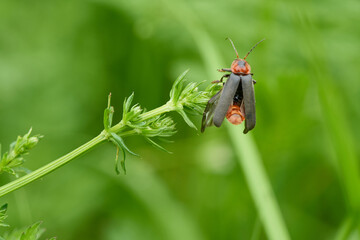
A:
211 74 230 84
217 68 232 72
220 74 230 82
252 79 257 84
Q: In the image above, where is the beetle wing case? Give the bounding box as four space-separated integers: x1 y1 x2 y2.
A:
213 73 241 127
241 74 256 133
201 90 222 132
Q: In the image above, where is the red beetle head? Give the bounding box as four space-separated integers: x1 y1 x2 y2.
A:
231 59 251 75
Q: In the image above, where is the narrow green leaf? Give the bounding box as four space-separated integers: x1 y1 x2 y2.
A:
103 106 114 130
118 146 126 174
2 168 17 177
145 137 172 154
110 133 139 157
13 167 32 175
169 69 189 102
0 203 8 228
157 138 174 144
120 156 127 175
122 92 135 120
103 109 110 130
20 221 42 240
107 92 112 108
104 93 114 130
24 128 32 139
176 110 197 130
114 147 121 175
126 93 135 109
0 203 7 212
108 107 114 127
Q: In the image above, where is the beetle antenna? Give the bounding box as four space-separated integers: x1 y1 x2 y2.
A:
225 37 239 59
244 38 265 60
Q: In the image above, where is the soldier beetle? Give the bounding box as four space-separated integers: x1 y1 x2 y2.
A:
201 38 264 134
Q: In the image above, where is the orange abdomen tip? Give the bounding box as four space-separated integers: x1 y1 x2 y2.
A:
226 105 245 125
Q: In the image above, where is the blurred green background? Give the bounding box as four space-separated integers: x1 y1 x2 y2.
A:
0 0 359 239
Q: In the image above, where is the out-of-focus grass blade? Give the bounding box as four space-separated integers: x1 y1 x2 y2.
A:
159 0 291 239
295 9 360 237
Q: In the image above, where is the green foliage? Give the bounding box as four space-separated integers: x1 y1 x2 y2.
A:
0 204 9 228
0 70 219 197
103 93 114 131
168 69 222 129
121 93 143 125
106 70 218 173
2 221 55 240
0 129 42 177
20 222 43 240
0 0 359 239
109 132 139 174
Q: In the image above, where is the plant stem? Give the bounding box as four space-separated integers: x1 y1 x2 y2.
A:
110 103 173 133
334 216 354 240
161 0 290 239
138 103 173 121
0 132 107 197
0 102 176 198
227 124 290 240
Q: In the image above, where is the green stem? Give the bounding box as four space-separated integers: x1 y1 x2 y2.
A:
227 124 290 240
138 103 173 120
334 216 355 240
160 0 290 239
110 103 173 133
0 102 176 198
0 132 107 197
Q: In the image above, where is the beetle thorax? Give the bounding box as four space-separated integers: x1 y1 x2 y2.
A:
231 59 251 75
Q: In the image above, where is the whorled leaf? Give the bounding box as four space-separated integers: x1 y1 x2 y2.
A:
114 147 121 175
109 133 139 157
176 109 197 130
145 137 172 154
169 69 189 105
122 93 143 124
138 115 176 138
103 93 114 130
0 129 42 177
20 222 44 240
106 70 222 173
3 221 55 240
109 132 140 174
168 70 222 129
0 203 9 228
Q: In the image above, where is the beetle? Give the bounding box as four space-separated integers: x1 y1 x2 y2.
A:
201 38 264 134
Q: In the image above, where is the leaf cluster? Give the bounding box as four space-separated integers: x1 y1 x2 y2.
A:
169 69 222 129
1 221 55 240
0 129 42 177
103 70 218 173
